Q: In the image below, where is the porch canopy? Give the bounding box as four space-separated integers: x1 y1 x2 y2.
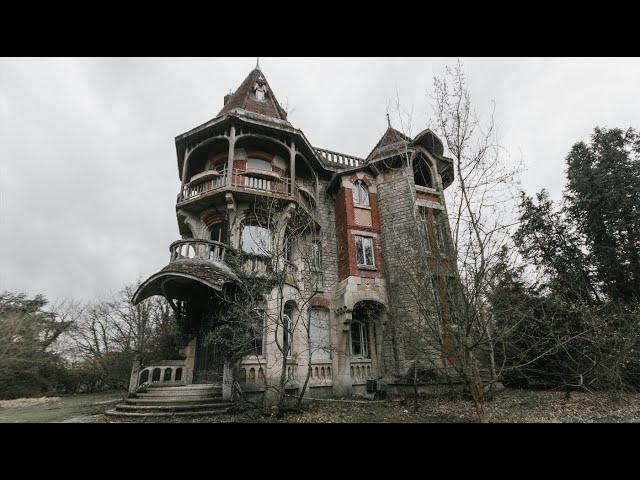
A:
131 259 241 305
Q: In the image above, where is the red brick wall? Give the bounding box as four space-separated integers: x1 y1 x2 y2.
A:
334 181 384 281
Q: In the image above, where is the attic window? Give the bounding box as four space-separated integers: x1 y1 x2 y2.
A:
255 78 267 101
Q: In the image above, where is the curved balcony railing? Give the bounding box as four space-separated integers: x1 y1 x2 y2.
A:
178 169 316 218
169 239 231 264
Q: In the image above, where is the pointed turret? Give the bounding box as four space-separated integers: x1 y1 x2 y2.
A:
365 126 412 163
216 67 288 121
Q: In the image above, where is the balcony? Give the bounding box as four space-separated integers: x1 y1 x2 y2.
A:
178 168 316 219
169 239 230 264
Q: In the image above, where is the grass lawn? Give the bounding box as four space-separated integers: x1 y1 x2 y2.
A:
0 392 124 423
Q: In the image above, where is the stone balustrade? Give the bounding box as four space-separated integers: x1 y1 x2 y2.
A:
350 359 373 385
309 360 333 386
169 239 230 264
137 360 188 387
315 147 363 168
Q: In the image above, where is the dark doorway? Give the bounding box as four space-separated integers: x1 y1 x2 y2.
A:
193 325 224 384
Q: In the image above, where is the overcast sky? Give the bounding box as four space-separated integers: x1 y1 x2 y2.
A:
1 57 638 301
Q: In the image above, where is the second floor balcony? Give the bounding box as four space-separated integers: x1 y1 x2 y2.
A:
179 168 316 218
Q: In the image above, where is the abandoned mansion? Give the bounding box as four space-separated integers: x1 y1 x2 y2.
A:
121 65 456 410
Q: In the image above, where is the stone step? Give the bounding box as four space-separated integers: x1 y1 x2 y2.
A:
137 390 221 397
126 397 225 405
105 407 232 418
142 387 221 395
115 403 232 412
147 383 220 389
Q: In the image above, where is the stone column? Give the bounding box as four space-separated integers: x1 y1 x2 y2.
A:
332 309 353 398
289 141 296 196
226 126 236 186
222 360 233 401
128 359 141 396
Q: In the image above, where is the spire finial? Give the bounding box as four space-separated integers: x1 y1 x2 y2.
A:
386 111 391 128
256 57 260 70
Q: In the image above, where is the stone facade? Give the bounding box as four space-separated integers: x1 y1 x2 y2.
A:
131 66 456 401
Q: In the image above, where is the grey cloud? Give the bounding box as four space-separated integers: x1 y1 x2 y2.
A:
1 57 638 300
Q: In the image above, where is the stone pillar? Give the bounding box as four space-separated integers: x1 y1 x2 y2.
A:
226 126 236 186
332 309 353 398
222 360 233 401
180 147 191 199
128 359 141 396
289 141 296 196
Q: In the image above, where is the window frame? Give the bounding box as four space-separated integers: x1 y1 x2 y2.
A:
355 235 375 268
350 320 369 358
309 308 331 361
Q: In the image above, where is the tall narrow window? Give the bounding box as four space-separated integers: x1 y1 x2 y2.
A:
249 306 265 356
241 225 272 255
284 236 293 262
352 180 370 207
434 211 447 252
309 308 331 361
283 304 294 357
310 241 322 270
350 320 369 358
355 235 375 267
419 208 431 252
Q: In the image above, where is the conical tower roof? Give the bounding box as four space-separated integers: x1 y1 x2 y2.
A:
216 67 288 121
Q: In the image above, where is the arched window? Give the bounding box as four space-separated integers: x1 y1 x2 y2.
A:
413 157 434 188
241 224 272 255
352 180 370 207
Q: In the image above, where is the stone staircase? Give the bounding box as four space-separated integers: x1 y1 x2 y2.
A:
106 383 234 418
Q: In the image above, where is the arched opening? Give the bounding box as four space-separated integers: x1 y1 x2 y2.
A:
413 156 434 189
175 368 183 381
139 369 149 385
164 368 172 382
350 300 384 359
152 368 161 382
209 221 228 244
185 139 229 183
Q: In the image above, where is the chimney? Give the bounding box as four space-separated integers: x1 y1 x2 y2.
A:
223 93 231 105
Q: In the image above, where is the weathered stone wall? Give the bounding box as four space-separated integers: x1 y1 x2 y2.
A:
376 171 425 377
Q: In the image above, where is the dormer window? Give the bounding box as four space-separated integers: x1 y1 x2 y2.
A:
254 77 267 101
352 180 370 207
